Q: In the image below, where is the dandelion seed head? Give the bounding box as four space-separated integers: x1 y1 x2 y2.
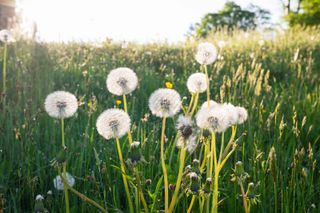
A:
196 106 229 132
0 29 15 43
187 73 207 94
53 173 75 191
96 108 131 140
35 195 44 201
148 88 181 118
200 100 219 110
195 42 218 65
176 115 198 153
236 106 248 124
106 67 138 95
223 103 238 126
44 91 78 119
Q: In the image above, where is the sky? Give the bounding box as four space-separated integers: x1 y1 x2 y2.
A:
17 0 284 43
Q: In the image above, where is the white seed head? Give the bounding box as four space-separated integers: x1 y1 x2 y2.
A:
131 141 140 148
53 173 75 191
195 42 218 65
106 67 138 95
223 103 238 126
187 73 207 94
200 100 219 110
35 194 44 201
148 88 181 118
218 40 226 49
196 105 229 133
44 91 78 119
176 115 198 153
0 29 15 43
96 108 131 140
236 106 248 124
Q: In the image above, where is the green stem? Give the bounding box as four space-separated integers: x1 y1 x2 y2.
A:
190 92 199 116
60 118 69 213
2 43 7 107
204 65 210 107
239 181 249 213
168 148 186 212
187 195 196 213
116 138 134 213
211 131 218 213
161 117 169 212
133 167 149 213
59 169 107 213
218 132 225 164
209 132 216 177
123 94 133 145
222 126 237 159
187 93 195 114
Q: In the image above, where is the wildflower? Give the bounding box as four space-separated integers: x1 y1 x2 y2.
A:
116 100 122 106
148 88 181 118
106 67 138 96
176 115 198 153
165 81 173 89
187 73 207 94
0 29 15 43
96 108 131 140
44 91 78 119
196 105 229 133
195 42 218 65
53 173 75 190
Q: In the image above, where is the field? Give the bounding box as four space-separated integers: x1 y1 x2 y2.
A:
0 27 320 212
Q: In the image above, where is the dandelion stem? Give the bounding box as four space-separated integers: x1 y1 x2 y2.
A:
239 181 249 213
187 195 196 213
123 94 133 145
115 138 134 213
211 131 218 213
60 118 70 213
168 148 186 212
133 167 149 213
160 117 169 212
222 126 237 159
2 43 7 108
218 132 225 164
190 92 199 116
204 65 210 107
58 169 107 213
187 93 195 113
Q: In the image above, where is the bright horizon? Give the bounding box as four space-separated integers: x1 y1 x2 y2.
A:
17 0 284 43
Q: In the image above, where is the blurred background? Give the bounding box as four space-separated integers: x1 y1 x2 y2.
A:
0 0 319 43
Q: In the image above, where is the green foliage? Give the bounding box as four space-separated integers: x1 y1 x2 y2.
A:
287 0 320 26
191 1 271 38
0 27 320 212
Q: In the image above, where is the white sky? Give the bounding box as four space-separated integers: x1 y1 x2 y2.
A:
17 0 284 43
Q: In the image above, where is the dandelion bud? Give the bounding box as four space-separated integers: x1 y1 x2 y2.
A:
145 179 152 186
202 177 212 194
189 172 200 194
34 194 47 213
169 184 175 191
56 149 67 164
127 141 142 166
246 182 255 199
235 161 245 176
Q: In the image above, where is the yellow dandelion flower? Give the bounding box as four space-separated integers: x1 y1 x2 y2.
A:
116 100 122 105
165 82 173 89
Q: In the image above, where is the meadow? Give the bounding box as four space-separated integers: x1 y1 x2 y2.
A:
0 27 320 212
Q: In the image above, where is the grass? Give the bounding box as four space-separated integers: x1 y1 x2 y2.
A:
0 26 320 212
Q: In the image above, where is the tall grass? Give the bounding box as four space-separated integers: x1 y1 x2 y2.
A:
0 26 319 212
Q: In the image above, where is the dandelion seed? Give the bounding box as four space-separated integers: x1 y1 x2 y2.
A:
148 88 181 118
187 73 207 94
176 115 198 153
196 105 229 133
44 91 78 119
0 29 15 43
236 106 248 124
195 42 218 65
53 173 75 190
106 67 138 95
96 108 131 140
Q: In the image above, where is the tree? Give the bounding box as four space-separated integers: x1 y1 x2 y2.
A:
283 0 320 26
190 1 271 38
